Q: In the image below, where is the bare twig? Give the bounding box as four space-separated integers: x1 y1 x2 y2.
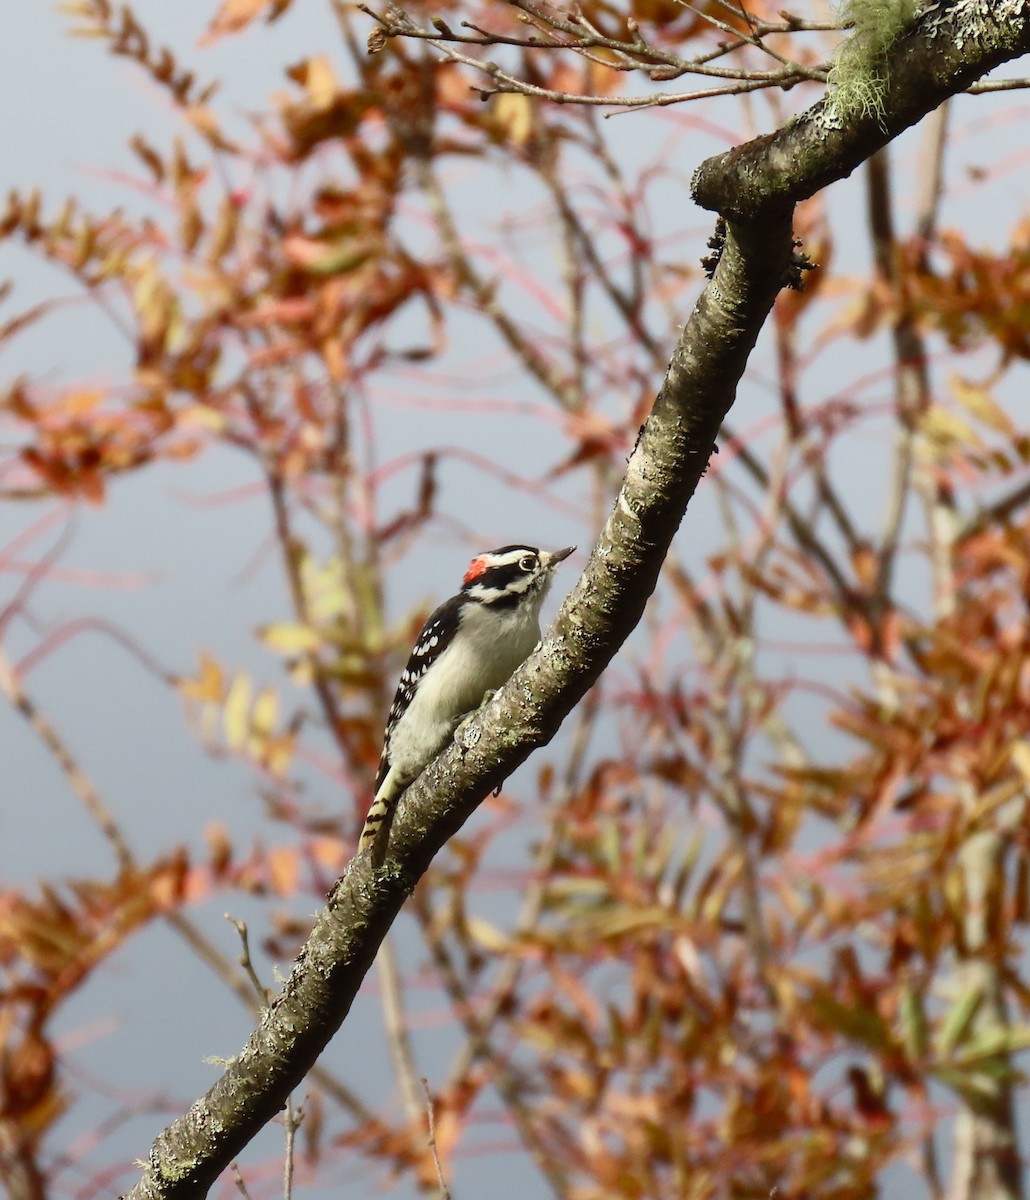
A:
230 1163 253 1199
363 0 833 88
0 645 134 871
229 917 305 1200
420 1080 452 1200
361 1 827 109
967 75 1030 92
414 891 573 1196
283 1097 302 1200
914 101 949 247
227 917 272 1006
239 381 354 765
377 934 426 1129
948 790 1025 1200
408 130 579 412
959 477 1030 540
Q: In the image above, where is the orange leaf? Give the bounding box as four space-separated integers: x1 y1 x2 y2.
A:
201 0 287 44
267 846 299 896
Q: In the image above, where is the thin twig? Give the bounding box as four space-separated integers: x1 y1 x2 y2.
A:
409 132 579 412
914 101 949 247
283 1096 302 1200
420 1079 452 1200
231 1163 254 1199
239 380 353 765
0 646 134 871
377 933 426 1129
958 477 1030 540
967 76 1030 92
415 900 573 1196
226 916 272 1006
364 0 833 86
228 916 304 1199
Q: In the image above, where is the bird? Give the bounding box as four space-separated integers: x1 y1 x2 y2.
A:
359 543 575 864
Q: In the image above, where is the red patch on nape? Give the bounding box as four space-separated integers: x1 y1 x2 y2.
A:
463 556 488 585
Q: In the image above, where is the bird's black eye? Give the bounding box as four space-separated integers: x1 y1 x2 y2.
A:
519 554 537 572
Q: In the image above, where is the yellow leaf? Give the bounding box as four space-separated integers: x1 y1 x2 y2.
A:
186 104 225 143
263 733 296 778
64 389 104 415
178 651 224 703
466 916 509 953
493 93 534 147
132 256 162 321
258 622 322 654
919 406 978 449
250 686 279 736
179 404 229 434
952 375 1014 436
1010 741 1030 785
223 673 252 750
305 55 340 110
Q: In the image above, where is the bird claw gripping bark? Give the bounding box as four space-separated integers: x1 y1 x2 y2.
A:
456 689 496 750
784 237 817 291
701 218 816 292
700 217 727 279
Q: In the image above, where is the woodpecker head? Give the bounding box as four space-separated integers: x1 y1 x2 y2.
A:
461 544 575 607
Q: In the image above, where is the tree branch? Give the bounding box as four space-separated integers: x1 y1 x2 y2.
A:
691 1 1030 222
124 3 1030 1194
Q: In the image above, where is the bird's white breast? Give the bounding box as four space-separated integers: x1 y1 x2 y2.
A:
386 590 546 780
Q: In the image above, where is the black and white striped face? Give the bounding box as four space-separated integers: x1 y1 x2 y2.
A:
461 544 575 609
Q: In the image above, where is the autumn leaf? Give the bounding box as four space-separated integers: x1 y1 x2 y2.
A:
201 0 293 45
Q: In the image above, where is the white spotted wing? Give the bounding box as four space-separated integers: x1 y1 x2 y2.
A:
374 595 465 791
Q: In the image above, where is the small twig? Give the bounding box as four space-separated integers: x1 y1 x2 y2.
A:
360 0 828 102
914 101 949 247
410 143 579 412
416 893 570 1194
0 514 73 640
228 917 304 1199
420 1079 452 1200
959 476 1030 540
377 934 425 1127
967 76 1030 92
242 383 353 765
675 0 810 74
283 1096 302 1200
0 645 134 871
231 1163 254 1199
170 913 375 1122
226 916 272 1006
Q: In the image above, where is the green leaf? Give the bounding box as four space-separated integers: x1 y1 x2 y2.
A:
937 985 983 1056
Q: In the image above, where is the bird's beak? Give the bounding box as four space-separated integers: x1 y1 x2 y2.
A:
545 545 576 568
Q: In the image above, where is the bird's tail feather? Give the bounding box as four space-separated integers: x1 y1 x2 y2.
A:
359 767 402 866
